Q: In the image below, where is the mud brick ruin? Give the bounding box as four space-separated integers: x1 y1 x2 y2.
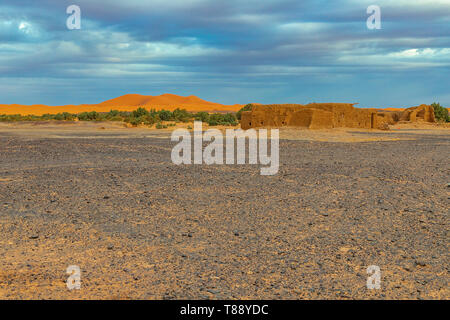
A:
240 103 435 130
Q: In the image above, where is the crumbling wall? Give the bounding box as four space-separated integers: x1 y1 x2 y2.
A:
241 103 377 129
291 109 334 129
376 111 401 125
241 104 306 129
288 109 313 127
240 111 253 130
240 103 436 130
400 104 435 122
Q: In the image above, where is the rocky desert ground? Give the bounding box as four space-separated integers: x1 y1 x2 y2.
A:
0 121 448 299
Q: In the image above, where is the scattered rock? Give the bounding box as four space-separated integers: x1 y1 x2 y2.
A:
206 289 220 295
415 260 427 267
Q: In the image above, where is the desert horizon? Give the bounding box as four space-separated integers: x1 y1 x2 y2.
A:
1 92 449 116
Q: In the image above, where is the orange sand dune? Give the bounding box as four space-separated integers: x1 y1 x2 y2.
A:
382 108 405 111
0 94 243 116
380 107 450 112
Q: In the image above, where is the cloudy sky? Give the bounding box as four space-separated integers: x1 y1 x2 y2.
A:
0 0 449 107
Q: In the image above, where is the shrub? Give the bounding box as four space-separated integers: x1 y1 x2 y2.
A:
63 112 76 120
194 112 210 122
107 110 120 118
52 112 75 121
431 102 449 122
158 110 172 121
0 114 20 122
129 117 142 126
41 114 53 120
236 104 253 120
76 112 88 121
142 115 157 126
207 113 237 126
53 113 64 121
77 111 99 121
207 119 219 126
132 107 149 118
222 113 237 124
172 108 190 122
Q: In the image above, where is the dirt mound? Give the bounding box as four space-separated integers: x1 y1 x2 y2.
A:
0 94 243 116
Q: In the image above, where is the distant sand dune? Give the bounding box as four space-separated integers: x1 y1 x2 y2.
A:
382 107 450 112
0 94 243 115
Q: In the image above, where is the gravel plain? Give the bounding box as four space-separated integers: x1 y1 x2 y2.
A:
0 122 448 299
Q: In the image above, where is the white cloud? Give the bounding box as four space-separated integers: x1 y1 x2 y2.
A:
390 48 450 59
278 22 328 33
393 49 420 57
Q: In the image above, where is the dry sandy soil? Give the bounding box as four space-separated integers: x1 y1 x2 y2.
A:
0 121 448 299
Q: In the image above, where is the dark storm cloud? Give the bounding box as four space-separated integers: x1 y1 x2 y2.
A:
0 0 449 106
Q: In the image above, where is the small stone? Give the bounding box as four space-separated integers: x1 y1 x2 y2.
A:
403 265 413 272
206 289 220 295
29 234 39 239
107 245 114 250
415 260 427 267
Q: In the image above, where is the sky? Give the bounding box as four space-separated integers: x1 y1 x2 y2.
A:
0 0 449 107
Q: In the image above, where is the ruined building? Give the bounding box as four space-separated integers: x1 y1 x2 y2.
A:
376 104 436 125
240 103 435 130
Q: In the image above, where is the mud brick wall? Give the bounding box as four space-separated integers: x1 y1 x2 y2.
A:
241 103 376 129
240 103 436 130
400 104 435 122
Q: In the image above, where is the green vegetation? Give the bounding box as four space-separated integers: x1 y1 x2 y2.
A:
206 113 237 126
431 102 449 122
236 104 253 120
0 107 241 127
155 122 167 129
